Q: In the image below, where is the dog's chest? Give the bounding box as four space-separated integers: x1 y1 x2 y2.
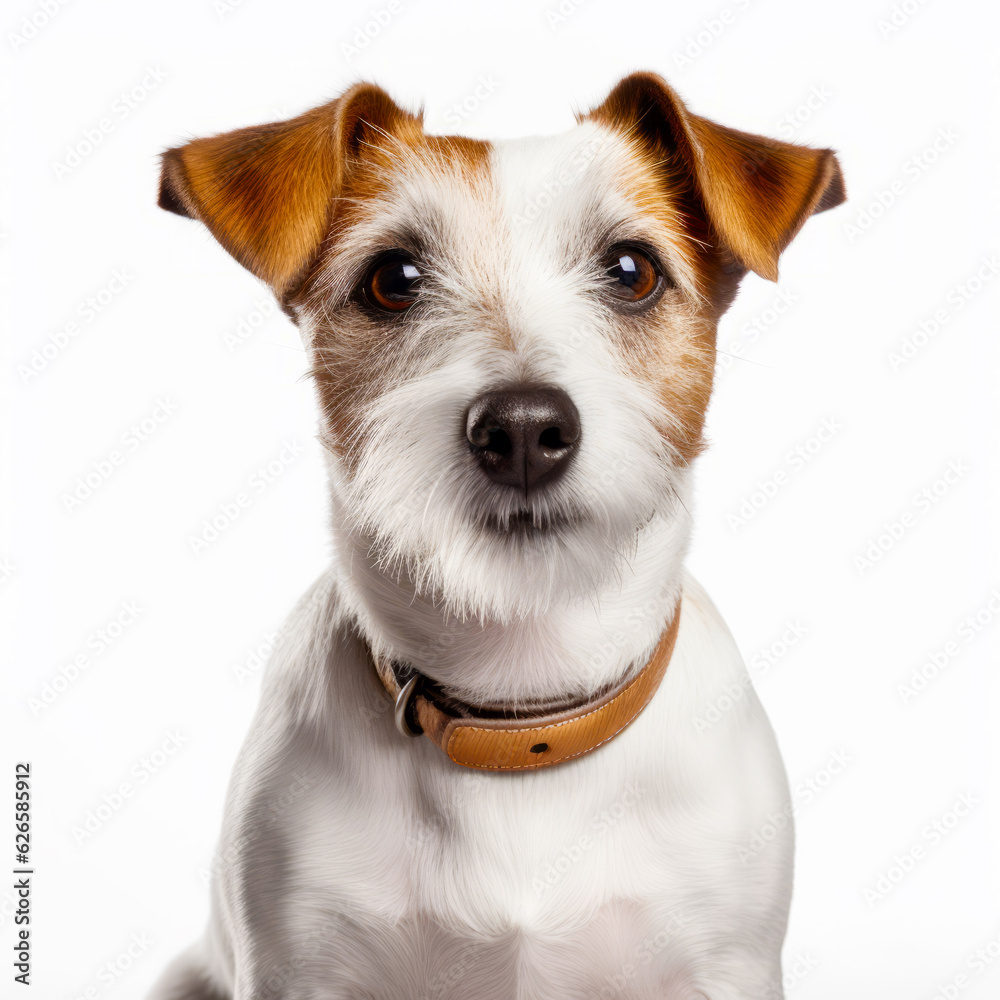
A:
267 750 721 999
216 580 791 998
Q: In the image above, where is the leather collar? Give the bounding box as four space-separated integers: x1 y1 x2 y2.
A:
371 596 682 771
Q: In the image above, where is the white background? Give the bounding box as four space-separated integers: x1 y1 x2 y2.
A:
2 0 998 997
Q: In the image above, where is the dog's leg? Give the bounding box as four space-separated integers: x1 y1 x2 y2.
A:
145 940 230 1000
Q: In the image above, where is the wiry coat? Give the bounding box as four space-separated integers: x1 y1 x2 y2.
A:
149 72 843 999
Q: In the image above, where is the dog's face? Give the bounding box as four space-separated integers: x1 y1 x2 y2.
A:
160 74 843 621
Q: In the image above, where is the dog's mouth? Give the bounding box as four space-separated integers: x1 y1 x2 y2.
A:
481 506 576 537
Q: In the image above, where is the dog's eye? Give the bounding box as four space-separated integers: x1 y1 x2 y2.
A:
361 254 423 312
601 244 662 303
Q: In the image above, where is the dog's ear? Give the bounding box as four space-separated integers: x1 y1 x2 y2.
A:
584 72 845 282
158 83 422 297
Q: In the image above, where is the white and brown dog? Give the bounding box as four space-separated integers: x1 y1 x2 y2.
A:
148 72 844 1000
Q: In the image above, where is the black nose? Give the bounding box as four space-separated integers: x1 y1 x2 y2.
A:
465 385 581 493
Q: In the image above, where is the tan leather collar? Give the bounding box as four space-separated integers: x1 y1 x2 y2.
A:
371 597 681 771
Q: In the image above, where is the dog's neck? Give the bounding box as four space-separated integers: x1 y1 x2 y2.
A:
333 503 691 710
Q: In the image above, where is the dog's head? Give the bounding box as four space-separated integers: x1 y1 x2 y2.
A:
159 73 843 621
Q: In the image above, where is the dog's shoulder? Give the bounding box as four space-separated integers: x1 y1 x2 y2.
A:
671 570 750 690
655 572 787 779
240 568 390 749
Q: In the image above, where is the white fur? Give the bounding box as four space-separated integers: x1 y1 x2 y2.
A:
149 123 793 1000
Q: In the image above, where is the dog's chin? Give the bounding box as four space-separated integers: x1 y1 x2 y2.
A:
350 504 644 623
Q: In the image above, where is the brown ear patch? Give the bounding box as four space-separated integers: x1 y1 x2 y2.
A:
585 72 845 281
157 83 423 298
157 163 192 217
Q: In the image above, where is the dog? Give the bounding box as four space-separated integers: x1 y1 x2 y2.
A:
148 72 844 1000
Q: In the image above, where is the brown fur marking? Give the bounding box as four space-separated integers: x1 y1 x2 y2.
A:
583 71 845 283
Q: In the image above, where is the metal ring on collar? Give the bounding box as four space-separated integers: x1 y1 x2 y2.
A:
394 674 423 738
